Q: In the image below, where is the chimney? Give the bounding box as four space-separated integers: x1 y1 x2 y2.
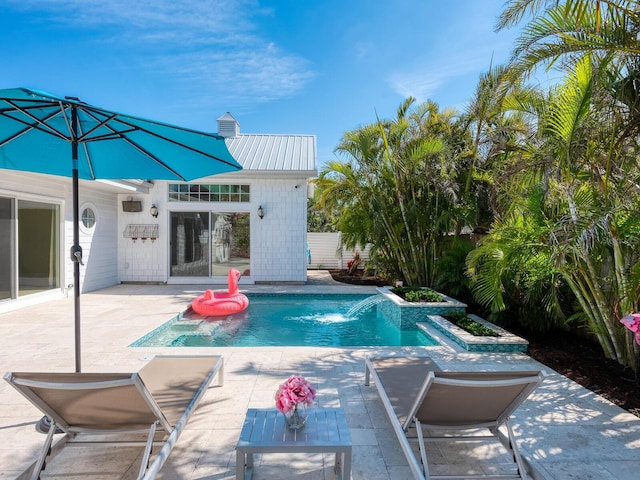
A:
217 112 239 138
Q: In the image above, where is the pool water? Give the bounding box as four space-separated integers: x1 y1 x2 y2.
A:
131 294 439 347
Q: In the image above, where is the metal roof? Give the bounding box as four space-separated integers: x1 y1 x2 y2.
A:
225 134 317 175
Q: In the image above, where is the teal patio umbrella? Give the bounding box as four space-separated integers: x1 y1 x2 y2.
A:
0 87 242 372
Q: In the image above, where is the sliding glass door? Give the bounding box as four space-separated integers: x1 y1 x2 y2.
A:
170 211 210 276
0 197 14 300
0 197 60 301
170 211 251 278
211 212 250 276
18 200 60 295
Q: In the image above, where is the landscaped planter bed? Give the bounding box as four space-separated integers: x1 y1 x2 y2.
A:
376 286 466 329
424 313 529 353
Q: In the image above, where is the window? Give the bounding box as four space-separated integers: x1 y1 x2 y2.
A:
168 184 250 202
82 207 95 229
80 204 97 234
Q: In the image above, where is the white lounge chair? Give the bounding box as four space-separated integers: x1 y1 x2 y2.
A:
365 355 544 480
4 354 224 480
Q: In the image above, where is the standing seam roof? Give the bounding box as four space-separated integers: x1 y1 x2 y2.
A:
225 134 316 172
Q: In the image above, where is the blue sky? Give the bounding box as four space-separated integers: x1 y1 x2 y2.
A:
1 1 525 169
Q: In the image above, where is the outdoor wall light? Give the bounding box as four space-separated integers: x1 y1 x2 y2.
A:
257 205 264 219
150 204 159 218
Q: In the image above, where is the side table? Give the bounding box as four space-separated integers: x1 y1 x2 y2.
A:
236 408 352 480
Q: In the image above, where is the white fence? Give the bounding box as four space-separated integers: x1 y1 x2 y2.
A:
307 232 370 269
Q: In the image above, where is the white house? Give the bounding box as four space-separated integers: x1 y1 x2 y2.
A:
0 113 317 312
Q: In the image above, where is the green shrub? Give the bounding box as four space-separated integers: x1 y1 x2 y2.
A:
445 313 500 337
391 286 444 302
445 310 467 322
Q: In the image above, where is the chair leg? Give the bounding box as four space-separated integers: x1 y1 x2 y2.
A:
503 421 528 480
137 422 158 480
414 418 431 480
216 363 225 386
30 420 57 480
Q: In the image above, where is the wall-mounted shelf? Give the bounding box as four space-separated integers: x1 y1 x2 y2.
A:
124 224 158 242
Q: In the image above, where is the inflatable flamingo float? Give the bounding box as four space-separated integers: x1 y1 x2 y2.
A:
191 268 249 316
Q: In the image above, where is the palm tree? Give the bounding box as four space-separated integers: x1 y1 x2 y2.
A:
315 98 464 286
498 0 640 74
469 53 640 368
458 64 534 227
466 186 570 331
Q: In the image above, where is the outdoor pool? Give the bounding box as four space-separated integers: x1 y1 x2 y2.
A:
131 294 439 347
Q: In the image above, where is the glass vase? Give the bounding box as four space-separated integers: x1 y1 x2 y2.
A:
284 403 308 430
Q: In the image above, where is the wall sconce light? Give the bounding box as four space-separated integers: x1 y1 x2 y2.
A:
150 204 159 218
257 205 264 219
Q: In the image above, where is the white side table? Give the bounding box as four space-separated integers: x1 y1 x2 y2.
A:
236 408 352 480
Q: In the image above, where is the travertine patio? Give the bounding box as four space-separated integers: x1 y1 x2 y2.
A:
0 271 638 479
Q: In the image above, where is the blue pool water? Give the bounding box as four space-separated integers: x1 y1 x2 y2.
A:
131 294 439 347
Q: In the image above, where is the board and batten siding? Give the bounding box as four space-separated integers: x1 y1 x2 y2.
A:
307 232 370 269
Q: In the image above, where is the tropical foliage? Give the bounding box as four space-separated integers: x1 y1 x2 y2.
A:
484 0 640 367
307 194 336 233
315 98 470 286
314 0 640 370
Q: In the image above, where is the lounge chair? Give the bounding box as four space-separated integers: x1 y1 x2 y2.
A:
365 355 544 480
4 354 224 480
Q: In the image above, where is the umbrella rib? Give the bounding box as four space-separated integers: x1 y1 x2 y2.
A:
75 112 125 142
82 129 139 142
102 133 185 179
77 108 144 142
74 110 181 179
0 101 70 146
3 100 69 139
64 107 139 141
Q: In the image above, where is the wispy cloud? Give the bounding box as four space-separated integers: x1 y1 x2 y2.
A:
388 54 485 103
388 38 514 101
388 71 447 103
387 1 515 104
9 0 315 105
157 45 315 106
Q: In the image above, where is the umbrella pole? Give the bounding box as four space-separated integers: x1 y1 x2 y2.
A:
71 106 81 373
73 167 81 373
37 151 81 431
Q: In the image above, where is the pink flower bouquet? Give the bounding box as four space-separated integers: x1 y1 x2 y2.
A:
275 374 316 414
620 313 640 345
